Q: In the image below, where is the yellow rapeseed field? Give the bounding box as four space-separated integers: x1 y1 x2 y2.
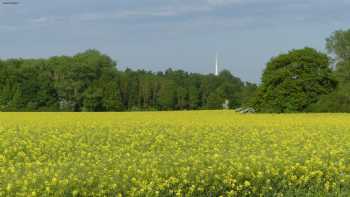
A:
0 111 350 196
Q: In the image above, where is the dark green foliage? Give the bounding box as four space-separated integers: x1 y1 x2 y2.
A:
0 50 253 112
309 29 350 112
188 85 200 109
207 90 224 109
307 85 350 112
254 48 337 112
239 82 258 107
158 79 177 110
309 61 350 113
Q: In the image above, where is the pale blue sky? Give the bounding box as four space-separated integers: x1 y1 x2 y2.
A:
1 0 350 82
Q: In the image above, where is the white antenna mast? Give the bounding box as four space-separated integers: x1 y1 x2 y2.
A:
215 53 219 76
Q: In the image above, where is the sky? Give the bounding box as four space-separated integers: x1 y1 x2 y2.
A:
1 0 350 83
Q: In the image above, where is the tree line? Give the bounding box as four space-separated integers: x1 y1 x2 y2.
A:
2 28 350 113
0 50 256 112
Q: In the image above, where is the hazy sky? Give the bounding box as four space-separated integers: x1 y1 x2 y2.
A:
1 0 350 82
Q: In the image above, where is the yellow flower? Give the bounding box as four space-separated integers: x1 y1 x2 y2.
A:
6 184 12 192
72 190 79 196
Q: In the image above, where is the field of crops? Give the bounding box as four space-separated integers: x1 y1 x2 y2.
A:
0 111 350 196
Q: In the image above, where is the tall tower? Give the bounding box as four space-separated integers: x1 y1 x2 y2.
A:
215 53 219 76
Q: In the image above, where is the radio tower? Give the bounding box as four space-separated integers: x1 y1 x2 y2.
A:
215 53 219 76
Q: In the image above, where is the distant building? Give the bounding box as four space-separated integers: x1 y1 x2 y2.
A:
222 99 230 109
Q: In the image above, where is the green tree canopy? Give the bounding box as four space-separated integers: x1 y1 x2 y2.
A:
309 29 350 112
326 29 350 62
0 49 254 112
254 47 337 112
